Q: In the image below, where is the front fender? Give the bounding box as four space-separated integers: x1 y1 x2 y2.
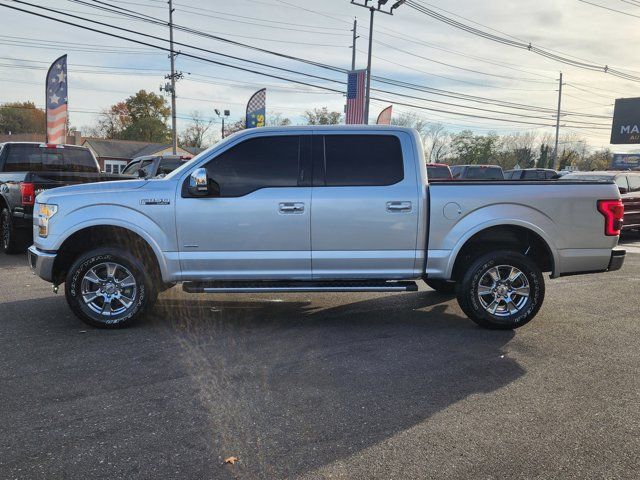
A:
441 204 560 279
38 204 177 282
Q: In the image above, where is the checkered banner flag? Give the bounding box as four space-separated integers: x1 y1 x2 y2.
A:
246 88 266 128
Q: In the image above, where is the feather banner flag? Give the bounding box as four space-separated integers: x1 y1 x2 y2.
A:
376 105 393 125
46 55 68 144
246 88 266 128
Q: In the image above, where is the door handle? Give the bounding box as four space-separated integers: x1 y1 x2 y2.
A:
279 202 305 214
386 201 412 213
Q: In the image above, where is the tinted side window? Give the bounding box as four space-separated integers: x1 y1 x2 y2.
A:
628 175 640 192
522 170 538 180
205 136 300 197
450 166 462 179
322 135 403 186
159 159 183 175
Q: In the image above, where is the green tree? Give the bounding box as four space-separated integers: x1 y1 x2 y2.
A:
121 90 170 142
450 130 499 165
538 144 550 169
0 101 46 134
303 107 342 125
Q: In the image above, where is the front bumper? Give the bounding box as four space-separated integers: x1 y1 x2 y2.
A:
27 245 56 283
608 249 626 272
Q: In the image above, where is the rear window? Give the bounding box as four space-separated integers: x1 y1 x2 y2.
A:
465 166 504 180
323 135 404 186
3 144 97 173
426 165 451 179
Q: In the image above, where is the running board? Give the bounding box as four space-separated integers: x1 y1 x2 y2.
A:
182 280 419 294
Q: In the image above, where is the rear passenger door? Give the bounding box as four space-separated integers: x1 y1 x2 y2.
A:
310 132 420 279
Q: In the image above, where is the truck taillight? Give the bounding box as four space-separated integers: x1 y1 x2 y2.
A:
20 182 35 206
597 199 624 236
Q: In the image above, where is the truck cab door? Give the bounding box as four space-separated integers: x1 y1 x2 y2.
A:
175 134 312 280
310 132 420 279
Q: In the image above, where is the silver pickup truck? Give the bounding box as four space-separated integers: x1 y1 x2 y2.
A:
28 126 625 330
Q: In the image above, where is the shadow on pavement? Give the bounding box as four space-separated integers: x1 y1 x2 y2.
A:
148 290 521 478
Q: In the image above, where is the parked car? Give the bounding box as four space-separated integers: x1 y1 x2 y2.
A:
562 171 640 231
0 142 126 254
426 163 453 180
28 126 624 330
450 164 504 180
121 154 192 179
504 168 557 180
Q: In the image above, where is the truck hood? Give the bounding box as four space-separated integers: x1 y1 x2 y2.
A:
36 179 148 203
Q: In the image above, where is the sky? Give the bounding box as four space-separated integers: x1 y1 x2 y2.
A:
1 0 640 151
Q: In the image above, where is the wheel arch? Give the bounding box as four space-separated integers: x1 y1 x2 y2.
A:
51 223 168 286
448 222 558 281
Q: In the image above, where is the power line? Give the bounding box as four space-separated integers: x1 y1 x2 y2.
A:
406 0 640 82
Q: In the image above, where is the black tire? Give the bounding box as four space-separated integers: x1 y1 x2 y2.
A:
425 279 457 294
456 250 545 330
1 207 27 254
65 247 157 328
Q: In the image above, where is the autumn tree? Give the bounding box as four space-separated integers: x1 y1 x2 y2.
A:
92 90 170 142
0 101 46 134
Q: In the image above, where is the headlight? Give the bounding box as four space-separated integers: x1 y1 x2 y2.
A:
37 203 58 238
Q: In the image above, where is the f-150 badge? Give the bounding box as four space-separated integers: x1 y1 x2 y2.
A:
140 198 170 205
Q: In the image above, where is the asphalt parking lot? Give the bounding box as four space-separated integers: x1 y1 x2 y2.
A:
1 235 639 479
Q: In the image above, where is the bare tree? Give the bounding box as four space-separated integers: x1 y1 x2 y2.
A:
424 123 451 163
303 107 342 125
266 112 292 127
179 111 215 148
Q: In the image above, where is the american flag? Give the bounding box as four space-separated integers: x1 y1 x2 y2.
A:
345 69 366 124
46 55 68 144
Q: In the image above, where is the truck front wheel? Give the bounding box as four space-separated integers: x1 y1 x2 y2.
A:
65 247 157 328
456 250 545 330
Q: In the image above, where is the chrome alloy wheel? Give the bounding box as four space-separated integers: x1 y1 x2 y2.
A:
477 265 530 317
80 262 137 316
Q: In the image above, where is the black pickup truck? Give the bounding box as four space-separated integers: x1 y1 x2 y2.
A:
0 142 125 253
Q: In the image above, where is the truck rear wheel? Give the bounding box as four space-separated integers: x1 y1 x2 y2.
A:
456 250 545 330
65 247 157 328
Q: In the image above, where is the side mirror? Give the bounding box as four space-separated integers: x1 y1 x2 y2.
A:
137 169 147 178
188 168 210 196
619 186 628 195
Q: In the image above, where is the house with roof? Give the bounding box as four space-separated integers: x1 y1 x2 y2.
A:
82 138 198 173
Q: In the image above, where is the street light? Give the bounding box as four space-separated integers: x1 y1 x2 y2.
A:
350 0 405 124
215 108 230 139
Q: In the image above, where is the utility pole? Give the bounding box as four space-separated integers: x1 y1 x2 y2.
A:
350 18 358 70
350 1 406 125
168 0 178 154
553 72 563 170
364 7 374 124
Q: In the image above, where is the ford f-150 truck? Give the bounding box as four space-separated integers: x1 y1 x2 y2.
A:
27 126 626 330
0 142 125 253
